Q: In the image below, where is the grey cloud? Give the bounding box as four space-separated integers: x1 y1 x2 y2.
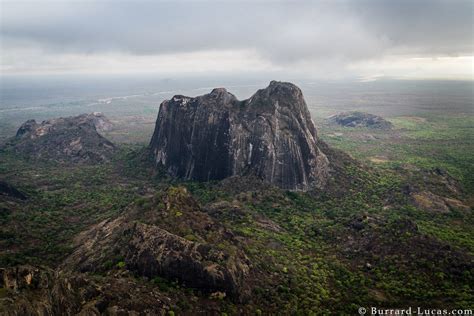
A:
352 0 473 56
1 0 472 64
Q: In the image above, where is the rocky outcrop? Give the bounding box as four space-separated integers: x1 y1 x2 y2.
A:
399 167 471 213
61 187 250 301
0 265 172 315
27 184 252 313
150 81 329 191
127 223 248 297
0 181 27 200
80 112 114 132
62 217 249 298
4 113 115 163
328 111 393 129
1 265 49 292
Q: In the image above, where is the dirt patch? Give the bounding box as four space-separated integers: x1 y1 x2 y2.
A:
412 191 450 213
369 157 389 164
399 116 427 123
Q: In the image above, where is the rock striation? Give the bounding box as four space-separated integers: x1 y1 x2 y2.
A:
327 111 393 129
150 81 329 191
4 113 115 163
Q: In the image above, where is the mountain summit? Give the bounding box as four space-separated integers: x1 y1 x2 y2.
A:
150 81 330 191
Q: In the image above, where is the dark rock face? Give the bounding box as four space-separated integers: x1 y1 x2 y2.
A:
127 223 248 298
1 265 49 292
62 217 249 300
5 113 115 163
0 181 27 200
0 265 172 315
328 111 393 129
150 81 329 191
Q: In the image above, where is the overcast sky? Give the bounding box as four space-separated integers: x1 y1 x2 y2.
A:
1 0 473 80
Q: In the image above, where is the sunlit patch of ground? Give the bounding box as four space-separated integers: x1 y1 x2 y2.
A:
398 116 427 123
326 132 344 138
369 156 389 164
389 116 428 130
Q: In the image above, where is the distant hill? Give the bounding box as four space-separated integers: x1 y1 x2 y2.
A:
2 113 115 164
328 111 393 129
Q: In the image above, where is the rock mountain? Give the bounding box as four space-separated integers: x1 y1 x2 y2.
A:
150 81 330 191
4 112 115 164
328 111 393 129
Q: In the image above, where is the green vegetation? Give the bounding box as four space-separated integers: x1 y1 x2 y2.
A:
318 114 474 193
0 146 158 266
1 112 472 314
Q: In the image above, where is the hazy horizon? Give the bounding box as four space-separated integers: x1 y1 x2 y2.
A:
1 74 472 142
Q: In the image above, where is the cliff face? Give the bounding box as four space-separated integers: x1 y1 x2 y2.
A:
150 81 329 191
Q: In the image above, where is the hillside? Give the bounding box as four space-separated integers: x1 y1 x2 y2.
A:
2 113 115 164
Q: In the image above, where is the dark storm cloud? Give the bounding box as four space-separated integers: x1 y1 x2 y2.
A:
1 0 473 64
